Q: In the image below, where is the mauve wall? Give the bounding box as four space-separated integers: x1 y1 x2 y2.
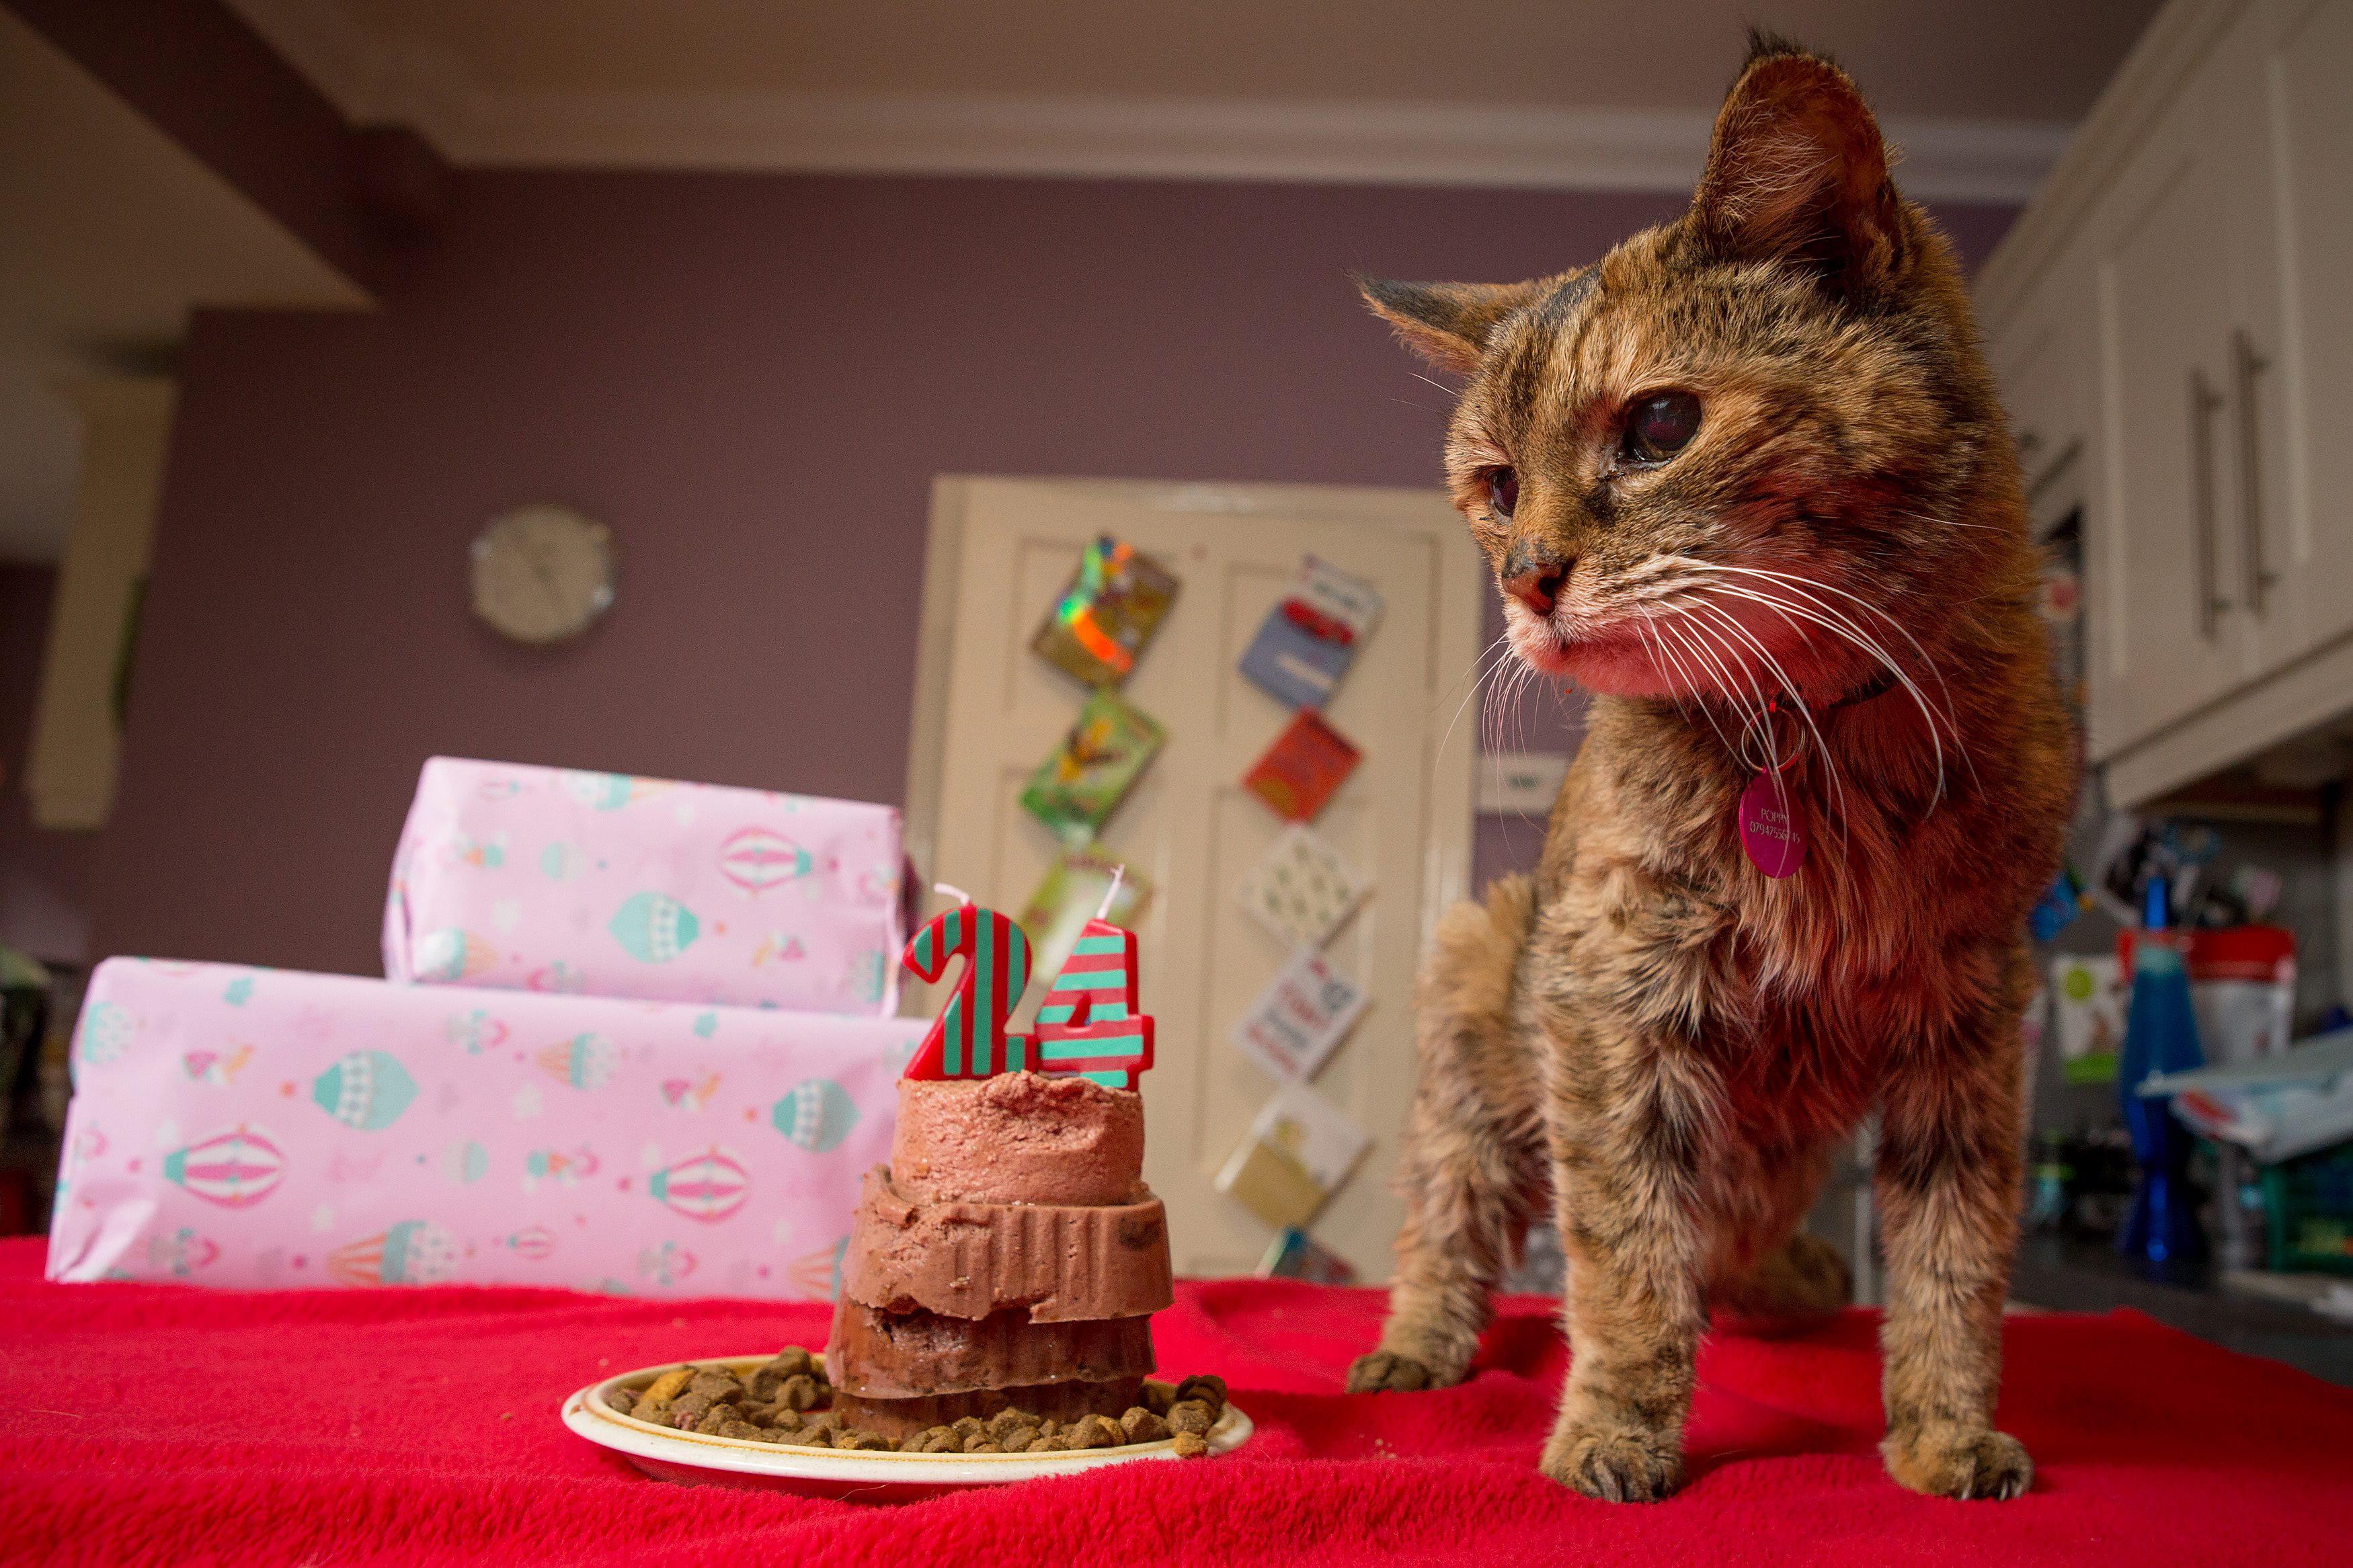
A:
95 171 2014 975
1 565 93 964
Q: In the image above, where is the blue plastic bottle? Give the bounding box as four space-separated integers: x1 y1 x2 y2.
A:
2118 876 2208 1278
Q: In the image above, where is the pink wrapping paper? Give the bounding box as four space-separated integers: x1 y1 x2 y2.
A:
384 757 904 1014
48 958 923 1296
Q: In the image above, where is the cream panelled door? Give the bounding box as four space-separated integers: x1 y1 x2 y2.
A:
906 477 1486 1280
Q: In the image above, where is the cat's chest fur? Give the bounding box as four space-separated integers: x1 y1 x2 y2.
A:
1534 698 2020 1137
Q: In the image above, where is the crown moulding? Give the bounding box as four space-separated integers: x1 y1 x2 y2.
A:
227 0 2069 203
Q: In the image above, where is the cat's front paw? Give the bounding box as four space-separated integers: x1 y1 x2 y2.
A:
1345 1350 1438 1393
1882 1426 2033 1500
1541 1421 1684 1502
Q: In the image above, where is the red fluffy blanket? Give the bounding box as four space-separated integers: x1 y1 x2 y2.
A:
3 1236 2347 1565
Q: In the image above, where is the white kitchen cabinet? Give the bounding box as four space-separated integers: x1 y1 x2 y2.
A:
1975 0 2353 807
2242 0 2353 669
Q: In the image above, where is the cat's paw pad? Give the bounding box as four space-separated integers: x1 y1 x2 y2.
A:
1883 1426 2033 1501
1542 1423 1684 1502
1345 1350 1437 1393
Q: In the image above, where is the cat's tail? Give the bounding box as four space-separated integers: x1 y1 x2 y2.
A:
1417 872 1536 1049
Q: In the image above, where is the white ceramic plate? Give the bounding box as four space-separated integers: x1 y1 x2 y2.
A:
562 1355 1252 1500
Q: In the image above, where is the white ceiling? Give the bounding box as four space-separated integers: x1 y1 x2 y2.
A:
230 0 2162 198
0 10 366 563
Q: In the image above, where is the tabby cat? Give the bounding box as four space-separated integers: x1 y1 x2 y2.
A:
1343 36 2075 1502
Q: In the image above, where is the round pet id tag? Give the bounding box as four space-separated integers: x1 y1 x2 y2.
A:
1738 772 1806 878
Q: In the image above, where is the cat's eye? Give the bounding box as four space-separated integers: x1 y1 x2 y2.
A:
1624 391 1702 465
1487 466 1519 518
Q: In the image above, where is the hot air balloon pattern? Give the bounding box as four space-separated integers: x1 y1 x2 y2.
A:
311 1050 420 1132
75 1000 134 1070
504 1225 557 1261
163 1124 286 1209
608 893 699 964
850 950 887 1007
536 1032 616 1090
559 770 667 811
539 840 588 880
414 928 497 983
717 826 814 895
526 960 586 993
787 1235 848 1301
443 1008 508 1055
328 1220 460 1286
524 1145 599 1188
750 933 805 968
451 831 506 869
647 1147 750 1224
440 1139 490 1184
146 1227 219 1277
770 1078 859 1154
637 1240 697 1286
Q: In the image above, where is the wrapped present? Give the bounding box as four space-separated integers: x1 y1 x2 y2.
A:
48 958 922 1296
383 757 904 1015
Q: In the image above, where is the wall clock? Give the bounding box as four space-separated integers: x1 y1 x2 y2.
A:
469 503 616 645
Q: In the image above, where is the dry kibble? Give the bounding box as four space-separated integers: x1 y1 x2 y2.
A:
688 1372 743 1404
640 1368 696 1406
777 1374 822 1411
1172 1431 1208 1458
997 1427 1042 1454
961 1433 1004 1453
986 1409 1037 1440
694 1407 731 1436
1174 1375 1228 1416
717 1419 762 1442
633 1401 671 1427
950 1415 987 1438
1140 1383 1176 1416
1063 1414 1120 1450
1119 1407 1170 1444
836 1430 893 1452
749 1350 815 1401
1166 1400 1214 1436
791 1426 835 1448
605 1389 637 1416
670 1393 715 1421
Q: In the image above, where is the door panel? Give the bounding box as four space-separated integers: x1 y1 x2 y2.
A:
916 477 1484 1280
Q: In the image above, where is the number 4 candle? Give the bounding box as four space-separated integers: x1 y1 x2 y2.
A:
901 877 1154 1091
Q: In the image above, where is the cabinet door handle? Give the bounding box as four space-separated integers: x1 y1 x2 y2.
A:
2231 327 2274 616
2188 367 2229 639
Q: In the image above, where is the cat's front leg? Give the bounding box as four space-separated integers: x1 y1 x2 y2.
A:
1874 1018 2032 1501
1540 1038 1712 1501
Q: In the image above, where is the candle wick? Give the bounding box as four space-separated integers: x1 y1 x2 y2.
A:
1094 866 1125 921
933 882 974 907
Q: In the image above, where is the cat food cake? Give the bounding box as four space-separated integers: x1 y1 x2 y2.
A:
824 1070 1174 1438
594 893 1227 1461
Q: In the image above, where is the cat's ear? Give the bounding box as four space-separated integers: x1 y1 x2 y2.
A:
1689 34 1906 298
1352 274 1542 374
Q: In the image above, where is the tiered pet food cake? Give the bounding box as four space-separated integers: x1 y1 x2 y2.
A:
824 1069 1174 1438
823 896 1170 1440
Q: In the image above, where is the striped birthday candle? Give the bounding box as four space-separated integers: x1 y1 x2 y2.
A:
900 891 1033 1081
1033 918 1155 1091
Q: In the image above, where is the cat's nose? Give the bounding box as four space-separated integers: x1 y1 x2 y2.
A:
1503 552 1571 616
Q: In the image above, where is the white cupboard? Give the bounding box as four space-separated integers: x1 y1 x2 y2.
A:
1976 0 2353 807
